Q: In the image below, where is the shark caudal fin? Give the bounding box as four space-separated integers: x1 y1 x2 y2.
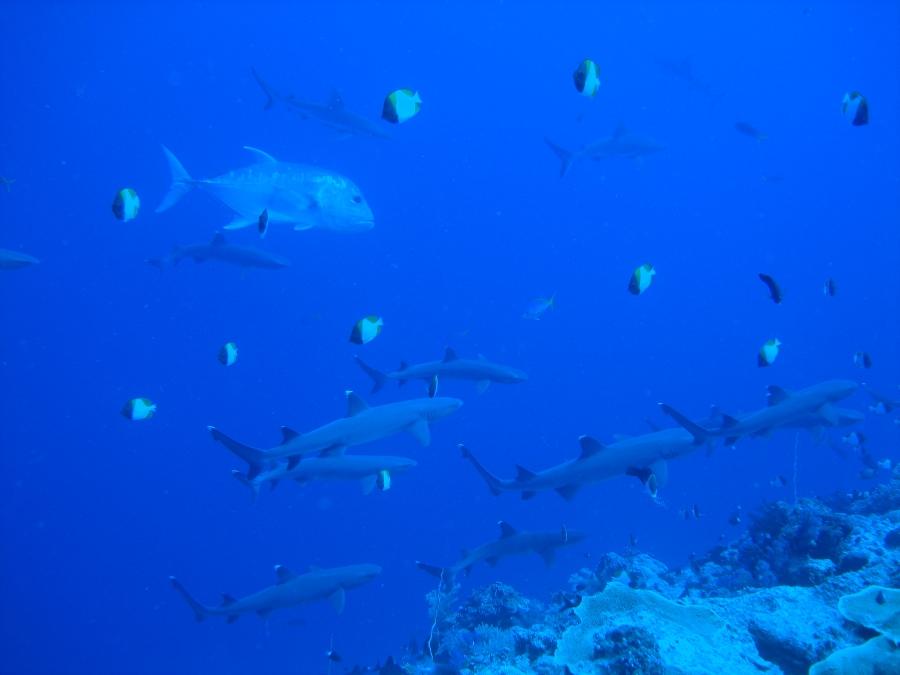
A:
169 577 212 622
415 561 456 590
156 146 195 213
544 138 575 177
208 426 271 479
250 67 280 110
459 444 504 496
231 470 261 500
354 355 388 394
657 403 713 445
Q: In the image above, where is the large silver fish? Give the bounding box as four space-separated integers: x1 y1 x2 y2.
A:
156 145 374 234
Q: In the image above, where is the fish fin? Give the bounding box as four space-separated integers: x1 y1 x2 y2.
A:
578 435 605 459
280 426 300 444
345 390 368 416
329 588 346 614
210 232 226 247
650 460 668 489
168 577 211 622
515 464 536 481
459 444 503 496
208 426 270 480
243 146 278 164
361 474 377 495
658 403 711 445
498 521 517 538
544 137 574 177
443 347 458 362
327 89 344 110
818 403 840 426
220 593 236 607
476 380 491 394
720 413 740 429
274 565 296 584
224 216 256 231
231 470 260 500
522 491 538 500
538 548 556 566
286 456 301 471
251 67 278 110
766 385 792 406
353 356 387 394
556 484 580 500
408 419 431 446
415 561 449 580
156 146 194 213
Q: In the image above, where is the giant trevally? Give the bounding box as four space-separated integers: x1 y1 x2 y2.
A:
146 232 290 270
169 563 381 622
155 145 374 234
545 125 664 177
252 68 391 140
0 248 39 270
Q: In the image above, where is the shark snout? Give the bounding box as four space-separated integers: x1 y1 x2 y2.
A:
428 397 463 420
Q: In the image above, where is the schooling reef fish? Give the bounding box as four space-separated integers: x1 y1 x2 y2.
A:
146 233 290 270
156 145 374 234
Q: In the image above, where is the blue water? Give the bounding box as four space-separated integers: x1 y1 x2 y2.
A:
1 2 898 673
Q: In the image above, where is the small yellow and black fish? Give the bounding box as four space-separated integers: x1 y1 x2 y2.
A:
523 294 556 320
573 59 601 97
735 121 767 141
823 278 837 297
757 338 782 367
628 264 656 295
842 91 869 126
218 341 238 366
258 208 269 238
758 273 783 304
349 315 384 345
382 89 422 124
121 397 156 421
112 188 140 221
853 351 872 369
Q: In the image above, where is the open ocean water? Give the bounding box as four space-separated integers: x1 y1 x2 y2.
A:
1 2 898 674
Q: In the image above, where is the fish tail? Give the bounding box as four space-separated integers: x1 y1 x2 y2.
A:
231 470 261 501
250 67 278 111
169 577 211 622
156 146 194 213
658 403 713 445
544 138 574 177
353 355 387 393
208 426 271 479
459 444 503 496
414 562 456 589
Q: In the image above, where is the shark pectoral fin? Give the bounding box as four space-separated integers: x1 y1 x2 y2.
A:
555 484 580 501
329 588 346 614
538 548 556 566
476 380 491 394
224 217 256 230
361 474 378 495
818 403 840 426
408 419 431 446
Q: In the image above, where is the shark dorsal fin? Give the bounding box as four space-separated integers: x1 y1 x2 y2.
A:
498 521 517 539
327 90 344 111
443 347 458 362
399 360 409 371
767 385 792 406
346 390 368 416
243 146 278 164
515 464 536 481
274 565 296 584
720 413 740 428
220 593 236 607
578 435 605 459
286 456 301 471
280 426 300 444
210 232 226 247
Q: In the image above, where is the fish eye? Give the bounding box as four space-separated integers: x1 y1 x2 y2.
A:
352 195 362 204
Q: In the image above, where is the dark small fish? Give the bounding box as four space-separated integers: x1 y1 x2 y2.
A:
258 208 269 238
876 590 886 605
557 592 582 611
758 273 783 304
823 278 837 297
735 122 767 141
854 351 872 369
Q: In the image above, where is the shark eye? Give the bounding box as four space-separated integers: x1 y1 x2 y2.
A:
352 195 362 204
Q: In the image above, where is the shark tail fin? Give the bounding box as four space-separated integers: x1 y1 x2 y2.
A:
169 577 211 622
208 426 270 479
459 444 503 496
544 137 574 177
658 403 712 445
415 562 456 589
354 355 387 394
231 470 261 501
156 146 194 213
251 67 278 110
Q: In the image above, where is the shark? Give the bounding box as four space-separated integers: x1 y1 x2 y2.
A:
544 125 664 177
209 391 462 478
416 521 585 583
660 380 860 446
230 453 417 498
461 424 711 501
155 145 374 234
146 232 290 270
169 563 381 622
354 348 527 395
0 248 39 270
251 68 391 140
